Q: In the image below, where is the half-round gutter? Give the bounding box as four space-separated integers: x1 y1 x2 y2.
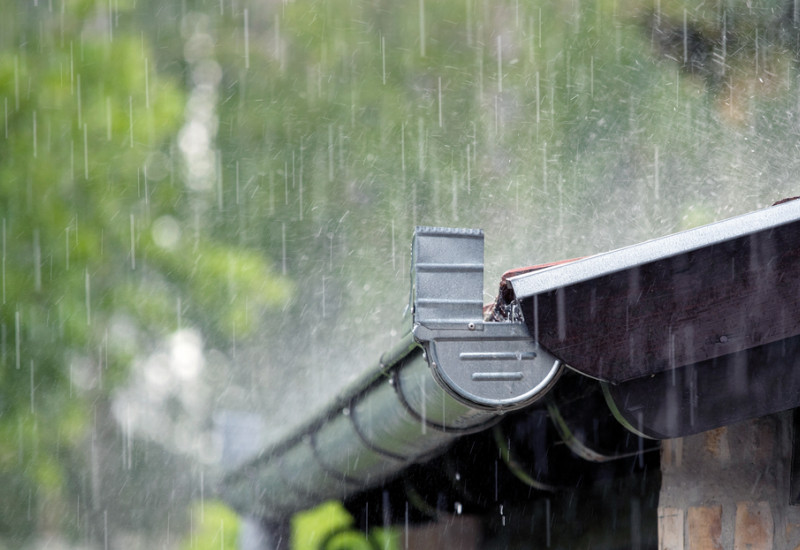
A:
221 227 563 520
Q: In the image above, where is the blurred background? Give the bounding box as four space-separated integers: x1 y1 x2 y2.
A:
2 0 800 547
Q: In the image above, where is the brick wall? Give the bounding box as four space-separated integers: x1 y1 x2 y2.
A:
658 412 800 549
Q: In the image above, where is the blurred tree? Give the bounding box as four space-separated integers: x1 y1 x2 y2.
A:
0 1 290 547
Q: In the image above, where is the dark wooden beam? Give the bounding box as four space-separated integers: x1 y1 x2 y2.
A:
514 205 800 383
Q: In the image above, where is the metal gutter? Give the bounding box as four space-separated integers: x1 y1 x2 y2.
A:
221 227 563 520
221 202 800 524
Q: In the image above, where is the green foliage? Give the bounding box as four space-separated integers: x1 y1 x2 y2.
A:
0 1 292 546
293 501 398 550
180 500 241 550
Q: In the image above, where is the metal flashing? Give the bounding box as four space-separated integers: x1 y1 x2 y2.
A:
510 199 800 299
508 200 800 382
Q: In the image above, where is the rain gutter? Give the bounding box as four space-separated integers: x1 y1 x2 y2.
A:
221 227 563 521
221 198 800 521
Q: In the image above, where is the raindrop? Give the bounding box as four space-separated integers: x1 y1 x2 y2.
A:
465 144 471 194
284 162 289 204
2 218 5 302
417 117 425 174
542 142 548 193
124 403 132 469
438 76 443 128
328 124 334 182
217 150 223 210
144 57 150 109
200 470 205 520
654 146 660 201
400 122 406 180
274 14 283 70
466 0 473 45
538 7 542 48
30 360 35 414
419 0 426 57
683 9 688 64
18 416 23 463
33 229 41 292
381 34 386 85
77 73 82 127
235 161 240 205
451 172 458 221
557 175 563 236
755 27 760 76
83 123 88 179
14 55 19 111
130 214 135 270
129 95 134 147
243 9 250 69
69 42 74 93
299 142 304 221
15 309 20 370
85 268 91 325
497 35 503 93
281 222 287 275
321 277 326 318
494 94 500 136
327 232 333 271
105 97 112 141
391 220 396 271
478 45 484 101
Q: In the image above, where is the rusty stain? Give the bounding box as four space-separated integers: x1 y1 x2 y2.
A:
734 501 773 550
704 427 730 461
688 506 723 550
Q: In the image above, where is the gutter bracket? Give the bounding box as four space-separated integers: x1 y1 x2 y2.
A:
410 227 563 410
